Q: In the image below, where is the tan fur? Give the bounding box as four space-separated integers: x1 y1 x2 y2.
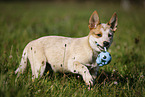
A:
15 11 117 88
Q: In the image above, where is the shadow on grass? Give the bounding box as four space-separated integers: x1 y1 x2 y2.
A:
95 50 144 89
43 63 130 88
43 62 84 83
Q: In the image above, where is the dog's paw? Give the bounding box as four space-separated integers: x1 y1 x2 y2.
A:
85 76 94 87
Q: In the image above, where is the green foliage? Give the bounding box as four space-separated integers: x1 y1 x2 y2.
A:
0 2 145 97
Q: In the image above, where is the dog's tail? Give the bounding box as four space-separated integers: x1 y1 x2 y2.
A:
15 46 28 77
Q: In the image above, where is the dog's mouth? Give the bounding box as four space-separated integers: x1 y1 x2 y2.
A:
98 45 104 51
95 42 109 51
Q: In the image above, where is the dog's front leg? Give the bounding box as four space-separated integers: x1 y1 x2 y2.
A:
68 61 94 87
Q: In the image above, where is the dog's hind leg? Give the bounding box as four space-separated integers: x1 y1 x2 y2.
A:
28 47 46 80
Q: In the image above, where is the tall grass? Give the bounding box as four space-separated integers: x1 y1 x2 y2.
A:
0 2 145 97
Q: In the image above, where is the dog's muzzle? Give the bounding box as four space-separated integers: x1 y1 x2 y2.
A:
95 41 109 51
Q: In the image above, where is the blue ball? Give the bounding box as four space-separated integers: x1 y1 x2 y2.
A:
96 51 112 67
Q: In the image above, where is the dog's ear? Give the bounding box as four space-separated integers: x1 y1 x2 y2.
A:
108 12 118 31
88 11 100 30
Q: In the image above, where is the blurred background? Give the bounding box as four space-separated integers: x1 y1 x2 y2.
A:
0 0 145 96
1 0 145 9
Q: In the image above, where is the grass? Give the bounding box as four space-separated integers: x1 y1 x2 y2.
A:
0 1 145 97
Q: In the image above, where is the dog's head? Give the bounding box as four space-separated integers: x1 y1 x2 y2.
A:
88 11 117 52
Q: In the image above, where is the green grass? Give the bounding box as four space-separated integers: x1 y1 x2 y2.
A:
0 2 145 97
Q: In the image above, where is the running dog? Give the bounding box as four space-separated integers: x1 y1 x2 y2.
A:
15 11 117 87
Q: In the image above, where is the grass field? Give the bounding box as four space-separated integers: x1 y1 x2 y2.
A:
0 2 145 97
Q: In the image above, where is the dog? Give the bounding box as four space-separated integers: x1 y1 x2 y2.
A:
15 11 117 87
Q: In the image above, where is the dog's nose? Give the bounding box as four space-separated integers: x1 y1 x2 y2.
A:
103 41 109 47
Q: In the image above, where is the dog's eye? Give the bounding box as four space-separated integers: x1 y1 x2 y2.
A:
97 34 102 37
